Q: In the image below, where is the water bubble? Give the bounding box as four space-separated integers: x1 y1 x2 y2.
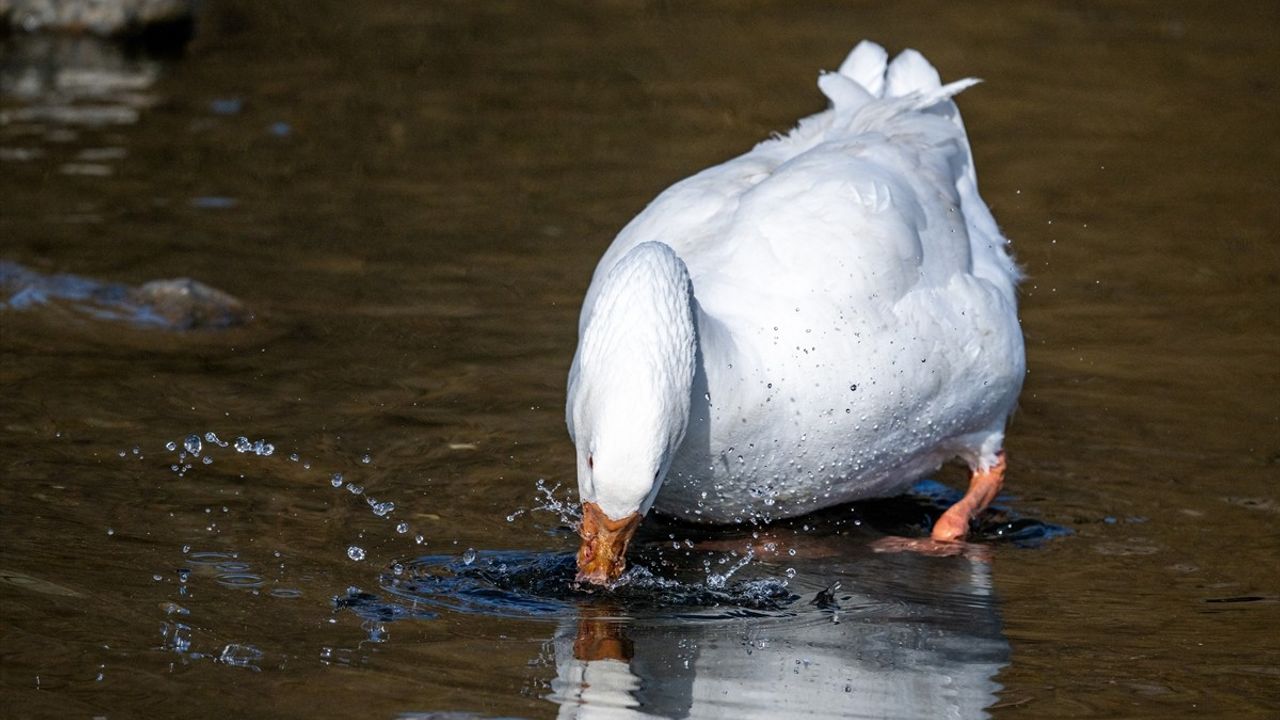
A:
395 521 409 534
234 437 252 453
204 432 228 447
347 484 364 495
346 546 366 562
289 453 299 462
106 528 114 536
785 567 797 578
202 456 213 465
252 440 274 457
183 435 203 456
462 548 477 565
414 534 425 545
360 453 372 464
165 441 178 452
330 473 344 488
369 500 395 517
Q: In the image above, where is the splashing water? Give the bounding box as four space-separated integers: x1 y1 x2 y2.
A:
530 478 580 526
705 547 756 590
375 551 798 621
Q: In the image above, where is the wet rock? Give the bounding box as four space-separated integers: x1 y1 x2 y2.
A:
131 278 249 330
0 261 251 330
0 0 195 37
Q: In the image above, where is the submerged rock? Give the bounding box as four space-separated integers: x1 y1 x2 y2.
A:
0 261 251 330
0 0 195 38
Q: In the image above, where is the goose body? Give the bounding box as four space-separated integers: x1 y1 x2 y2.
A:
567 41 1024 580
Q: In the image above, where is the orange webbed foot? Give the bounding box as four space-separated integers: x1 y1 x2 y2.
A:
931 452 1006 542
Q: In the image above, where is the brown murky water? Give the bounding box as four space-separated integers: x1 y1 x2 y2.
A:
2 2 1277 718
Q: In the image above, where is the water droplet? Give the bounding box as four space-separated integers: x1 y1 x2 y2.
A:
395 521 409 534
346 546 366 562
289 453 299 462
106 528 114 536
234 437 252 453
462 548 477 565
202 456 213 465
370 500 395 517
347 484 363 495
183 435 202 456
360 453 372 464
414 534 425 545
252 440 274 456
219 643 264 668
330 473 344 488
165 441 178 452
785 567 796 578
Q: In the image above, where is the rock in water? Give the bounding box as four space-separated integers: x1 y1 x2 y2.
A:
131 278 250 330
0 261 251 331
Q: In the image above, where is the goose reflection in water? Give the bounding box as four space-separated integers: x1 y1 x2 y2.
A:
547 545 1008 720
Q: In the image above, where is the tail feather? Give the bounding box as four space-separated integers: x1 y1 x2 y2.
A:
817 71 873 110
836 40 888 97
885 48 942 96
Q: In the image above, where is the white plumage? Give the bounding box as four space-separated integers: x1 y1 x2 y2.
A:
567 41 1024 525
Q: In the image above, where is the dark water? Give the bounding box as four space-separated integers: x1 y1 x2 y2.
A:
2 2 1277 718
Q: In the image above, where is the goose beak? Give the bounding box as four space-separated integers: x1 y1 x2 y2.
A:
575 501 641 585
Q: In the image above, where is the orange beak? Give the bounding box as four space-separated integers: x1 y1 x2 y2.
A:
575 501 641 585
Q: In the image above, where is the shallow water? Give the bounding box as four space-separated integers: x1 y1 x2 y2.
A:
1 2 1277 718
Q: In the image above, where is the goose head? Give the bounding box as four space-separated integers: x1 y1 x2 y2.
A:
567 242 697 584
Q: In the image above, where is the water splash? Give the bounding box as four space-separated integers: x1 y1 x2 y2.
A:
530 478 580 526
376 551 798 621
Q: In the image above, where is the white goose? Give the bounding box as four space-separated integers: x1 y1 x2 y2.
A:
567 41 1025 583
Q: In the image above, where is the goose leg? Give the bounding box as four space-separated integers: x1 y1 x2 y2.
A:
931 452 1006 542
